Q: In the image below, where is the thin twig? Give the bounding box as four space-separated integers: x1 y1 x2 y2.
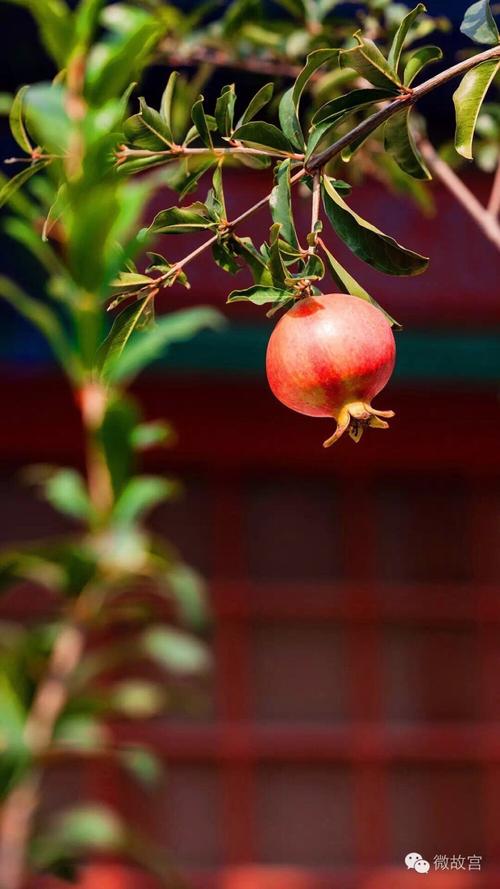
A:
307 44 500 172
308 172 321 254
157 42 304 80
487 158 500 217
117 144 305 163
417 136 500 251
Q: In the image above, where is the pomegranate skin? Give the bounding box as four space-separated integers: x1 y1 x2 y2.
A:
266 292 396 445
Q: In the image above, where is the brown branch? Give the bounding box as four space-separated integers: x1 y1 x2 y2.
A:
417 136 500 251
306 44 500 172
487 158 500 216
118 144 305 163
157 41 303 80
0 619 86 889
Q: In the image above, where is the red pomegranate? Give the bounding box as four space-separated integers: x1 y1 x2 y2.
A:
266 292 396 446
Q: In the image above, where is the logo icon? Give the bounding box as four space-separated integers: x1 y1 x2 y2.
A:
405 852 430 874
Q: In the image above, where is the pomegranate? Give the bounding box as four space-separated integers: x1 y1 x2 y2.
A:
266 292 396 446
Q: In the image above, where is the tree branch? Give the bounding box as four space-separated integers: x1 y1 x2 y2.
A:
306 44 500 172
417 136 500 251
487 158 500 216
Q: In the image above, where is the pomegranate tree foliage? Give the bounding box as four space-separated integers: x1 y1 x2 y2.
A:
0 0 499 884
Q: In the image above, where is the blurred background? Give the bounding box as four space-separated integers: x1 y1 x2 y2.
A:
1 1 500 888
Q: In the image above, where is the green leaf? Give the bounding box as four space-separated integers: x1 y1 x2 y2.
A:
212 240 241 275
312 88 394 126
403 45 443 86
384 108 430 180
99 393 138 497
320 241 401 328
24 83 70 154
123 113 167 151
278 88 304 151
388 3 426 75
113 476 177 526
73 0 104 48
160 70 179 137
227 284 293 305
0 276 77 376
131 421 173 450
269 159 299 249
453 60 500 159
50 805 125 851
119 747 163 786
215 84 236 137
322 176 428 276
162 563 208 629
0 162 49 210
191 95 213 148
237 82 274 127
142 627 211 675
43 469 92 522
86 14 162 105
105 306 225 383
341 37 402 90
230 236 273 285
111 272 155 290
143 202 214 235
99 296 154 378
138 97 172 146
292 49 340 108
9 85 32 154
231 121 294 154
460 0 500 45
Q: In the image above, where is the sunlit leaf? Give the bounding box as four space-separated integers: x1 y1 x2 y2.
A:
160 70 179 137
43 469 93 522
9 85 32 154
227 284 293 305
142 202 215 235
453 59 500 158
460 0 499 45
142 626 211 675
403 45 443 86
388 3 426 75
113 476 178 526
341 36 402 90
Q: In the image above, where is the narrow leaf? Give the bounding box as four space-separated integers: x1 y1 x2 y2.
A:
142 627 211 674
113 476 177 525
231 121 295 154
215 84 236 137
237 82 274 127
142 202 214 235
388 3 426 75
105 306 225 383
227 284 293 305
278 87 304 151
44 469 92 522
341 37 402 90
160 70 179 135
139 97 172 146
292 49 340 108
312 88 394 126
384 108 430 180
460 0 499 45
99 296 154 378
269 159 299 249
9 85 32 154
453 59 500 158
322 177 428 276
191 96 213 148
0 162 49 210
320 241 401 328
403 45 443 86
